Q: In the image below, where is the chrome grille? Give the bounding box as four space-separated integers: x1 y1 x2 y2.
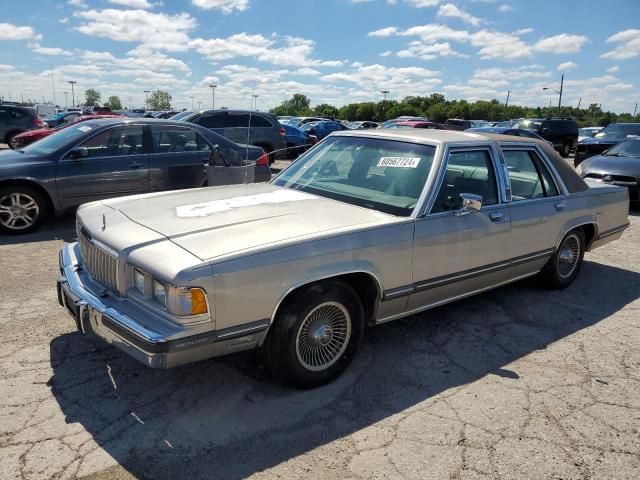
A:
78 228 119 291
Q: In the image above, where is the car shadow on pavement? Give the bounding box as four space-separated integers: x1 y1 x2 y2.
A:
48 259 640 479
0 212 76 246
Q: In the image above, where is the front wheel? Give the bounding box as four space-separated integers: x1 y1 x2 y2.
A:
0 186 49 234
538 230 585 289
560 141 571 158
261 280 364 388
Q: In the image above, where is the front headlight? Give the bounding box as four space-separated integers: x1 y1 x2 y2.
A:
133 269 146 295
153 279 167 307
576 163 584 175
169 287 208 316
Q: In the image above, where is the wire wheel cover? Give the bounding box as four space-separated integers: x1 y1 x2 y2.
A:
557 234 581 278
295 301 352 371
0 193 39 230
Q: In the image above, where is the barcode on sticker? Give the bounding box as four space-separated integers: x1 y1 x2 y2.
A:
377 157 421 168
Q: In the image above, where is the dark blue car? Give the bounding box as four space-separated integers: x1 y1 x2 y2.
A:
300 120 348 140
0 118 270 234
44 111 82 128
575 123 640 167
282 124 316 158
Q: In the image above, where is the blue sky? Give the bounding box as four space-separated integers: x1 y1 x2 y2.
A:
0 0 638 113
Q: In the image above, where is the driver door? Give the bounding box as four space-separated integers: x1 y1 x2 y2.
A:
408 147 512 311
56 125 150 209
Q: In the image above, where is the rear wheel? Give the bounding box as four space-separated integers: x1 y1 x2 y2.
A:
4 130 22 145
560 141 571 158
0 186 49 234
261 280 364 388
538 229 585 289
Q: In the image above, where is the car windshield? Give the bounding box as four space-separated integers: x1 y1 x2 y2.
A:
595 124 640 139
604 139 640 157
20 122 98 156
272 136 436 216
513 119 542 131
579 128 599 136
387 124 413 129
300 122 319 131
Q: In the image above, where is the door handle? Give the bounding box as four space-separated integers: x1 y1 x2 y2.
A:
554 201 566 211
489 212 504 222
128 162 143 169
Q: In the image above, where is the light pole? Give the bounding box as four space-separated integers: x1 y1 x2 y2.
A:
209 84 217 109
190 96 195 110
542 73 564 115
252 94 259 110
380 90 389 121
67 80 76 107
144 90 150 110
577 97 582 110
63 91 68 109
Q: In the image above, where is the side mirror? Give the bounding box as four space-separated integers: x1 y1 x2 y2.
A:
455 193 482 216
541 127 550 133
69 147 88 159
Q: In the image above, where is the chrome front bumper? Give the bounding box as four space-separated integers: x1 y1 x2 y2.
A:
57 242 269 368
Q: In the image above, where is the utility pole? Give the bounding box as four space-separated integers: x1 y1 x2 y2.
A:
252 94 259 111
144 90 150 110
50 66 56 105
634 103 638 118
504 90 510 108
558 73 564 115
190 96 194 110
209 84 217 109
67 80 76 107
577 97 582 111
63 92 68 109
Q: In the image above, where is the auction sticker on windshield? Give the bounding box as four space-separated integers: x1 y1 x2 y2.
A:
377 157 421 168
77 126 92 132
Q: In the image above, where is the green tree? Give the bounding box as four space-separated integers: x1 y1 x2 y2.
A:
148 90 172 110
314 103 339 118
105 95 122 110
338 103 360 121
84 89 101 107
270 93 313 116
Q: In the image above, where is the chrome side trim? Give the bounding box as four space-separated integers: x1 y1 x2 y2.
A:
377 272 538 324
597 223 629 239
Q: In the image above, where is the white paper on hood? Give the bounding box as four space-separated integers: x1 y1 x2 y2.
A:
176 189 316 218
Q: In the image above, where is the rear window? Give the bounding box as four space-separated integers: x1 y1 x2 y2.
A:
595 124 640 140
249 115 274 128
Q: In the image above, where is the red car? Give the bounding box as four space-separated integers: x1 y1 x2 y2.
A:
385 121 449 130
9 115 122 149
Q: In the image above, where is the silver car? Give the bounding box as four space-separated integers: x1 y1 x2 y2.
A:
57 130 629 387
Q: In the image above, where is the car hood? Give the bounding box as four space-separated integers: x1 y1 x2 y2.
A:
580 136 622 147
101 183 395 261
0 149 48 167
582 154 640 176
13 128 51 139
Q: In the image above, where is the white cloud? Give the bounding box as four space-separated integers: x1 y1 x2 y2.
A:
534 34 588 54
396 41 468 60
190 33 342 67
404 0 441 6
368 26 399 37
68 0 88 8
601 29 640 60
191 0 250 13
474 66 551 81
0 22 42 41
107 0 155 8
557 61 577 71
380 50 393 57
74 9 196 51
498 4 512 12
29 43 73 56
437 3 483 26
514 28 533 35
293 67 321 76
606 65 620 73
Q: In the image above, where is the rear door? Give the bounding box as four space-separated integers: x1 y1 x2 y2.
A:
149 125 211 191
55 124 150 209
501 145 568 271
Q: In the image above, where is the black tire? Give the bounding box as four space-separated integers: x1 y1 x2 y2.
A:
560 141 571 158
261 280 364 389
538 229 585 289
0 185 49 234
4 130 23 145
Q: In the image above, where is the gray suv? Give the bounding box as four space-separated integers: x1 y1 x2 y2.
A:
0 105 41 144
182 110 286 163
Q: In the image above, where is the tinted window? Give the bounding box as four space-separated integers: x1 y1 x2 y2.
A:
151 126 210 154
595 124 640 139
9 108 26 119
249 115 273 127
431 150 498 213
605 139 640 157
76 126 144 158
503 150 559 201
197 114 229 129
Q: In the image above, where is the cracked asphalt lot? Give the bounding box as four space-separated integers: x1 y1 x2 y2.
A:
0 210 639 480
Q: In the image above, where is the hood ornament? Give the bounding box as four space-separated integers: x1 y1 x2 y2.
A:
102 213 106 231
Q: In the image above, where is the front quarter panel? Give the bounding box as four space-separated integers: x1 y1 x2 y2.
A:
211 221 415 332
